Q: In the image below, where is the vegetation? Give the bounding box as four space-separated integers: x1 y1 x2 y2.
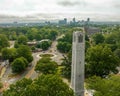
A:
57 42 71 53
92 33 105 45
0 24 120 96
0 81 3 89
61 51 72 79
2 48 17 62
86 75 120 96
17 35 28 45
17 45 33 63
57 33 72 53
36 40 52 51
3 75 74 96
12 57 28 73
0 34 9 51
86 45 120 77
35 57 58 74
39 54 54 58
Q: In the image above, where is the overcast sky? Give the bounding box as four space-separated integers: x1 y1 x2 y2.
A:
0 0 120 21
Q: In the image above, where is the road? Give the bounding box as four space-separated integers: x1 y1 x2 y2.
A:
26 39 64 79
0 38 64 92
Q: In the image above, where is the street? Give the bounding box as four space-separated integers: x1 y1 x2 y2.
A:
0 38 64 92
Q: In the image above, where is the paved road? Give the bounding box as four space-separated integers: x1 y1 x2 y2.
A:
0 37 64 92
26 39 64 79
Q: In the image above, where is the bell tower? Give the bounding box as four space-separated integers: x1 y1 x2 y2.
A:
71 31 85 96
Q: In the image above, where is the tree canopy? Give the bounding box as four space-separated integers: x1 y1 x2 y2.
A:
12 57 28 73
17 35 28 45
86 75 120 96
3 75 74 96
86 45 120 77
0 34 9 51
2 48 17 62
92 33 105 45
35 57 58 74
17 45 33 63
36 40 52 51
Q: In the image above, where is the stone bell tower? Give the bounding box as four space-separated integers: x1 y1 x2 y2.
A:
71 31 85 96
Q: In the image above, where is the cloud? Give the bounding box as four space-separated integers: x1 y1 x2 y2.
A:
111 0 120 10
57 1 81 6
0 0 120 21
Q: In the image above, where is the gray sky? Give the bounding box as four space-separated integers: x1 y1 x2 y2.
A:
0 0 120 21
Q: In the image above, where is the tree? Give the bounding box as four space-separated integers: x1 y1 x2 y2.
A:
17 45 33 63
35 57 58 74
105 33 116 44
29 75 74 96
3 78 32 96
86 75 120 96
0 81 3 88
12 57 28 73
92 33 105 45
26 28 38 41
57 42 71 53
49 30 58 40
17 35 28 45
85 41 90 52
2 48 17 62
57 33 72 43
38 41 52 51
85 34 89 41
1 48 10 60
86 45 120 77
0 34 9 51
114 49 120 59
61 50 72 79
3 75 74 96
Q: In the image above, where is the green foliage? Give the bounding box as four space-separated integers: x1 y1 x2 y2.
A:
61 51 72 79
2 48 17 62
0 34 9 51
105 33 116 44
92 33 105 45
114 49 120 59
31 46 36 51
86 45 120 77
86 75 120 96
0 82 3 89
40 54 54 58
57 42 71 53
17 35 28 45
49 30 58 40
85 34 89 41
12 57 28 73
39 41 52 51
57 33 72 53
85 41 90 52
3 78 32 96
1 48 10 60
104 32 120 51
17 45 33 63
3 75 74 96
35 57 58 74
26 27 58 41
58 33 72 43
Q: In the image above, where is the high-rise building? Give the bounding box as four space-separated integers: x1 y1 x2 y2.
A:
71 31 85 96
58 18 67 25
87 18 90 22
73 18 76 23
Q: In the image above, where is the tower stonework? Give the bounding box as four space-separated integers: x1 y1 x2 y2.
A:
71 31 85 96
